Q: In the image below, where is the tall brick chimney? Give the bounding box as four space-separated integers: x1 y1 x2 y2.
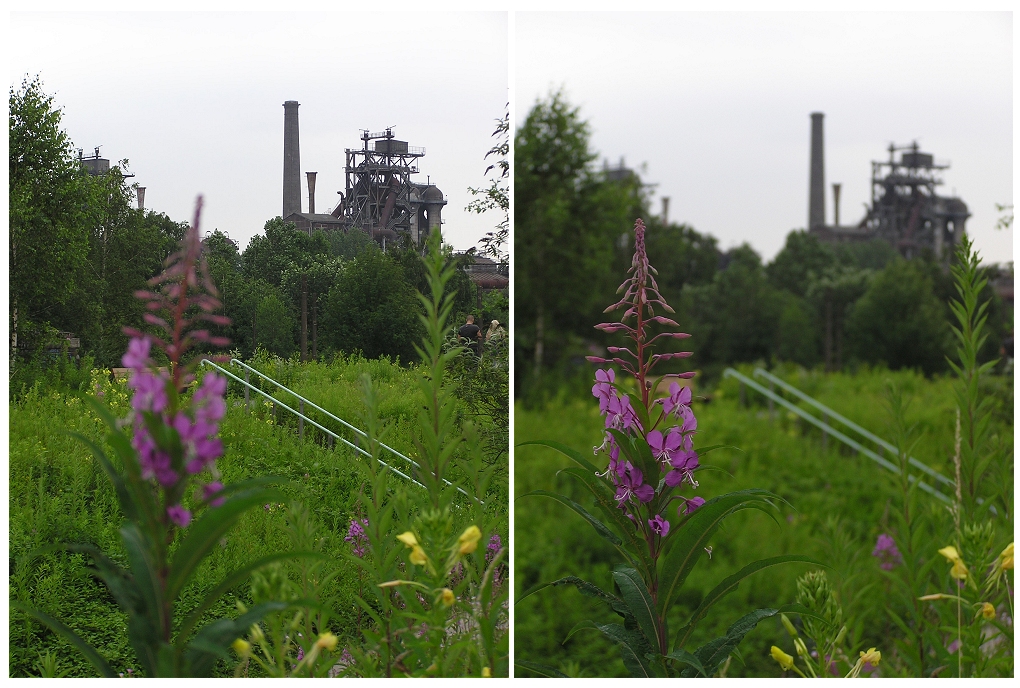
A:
809 112 825 229
283 101 301 219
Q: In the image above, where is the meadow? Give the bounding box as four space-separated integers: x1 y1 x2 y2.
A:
514 363 1013 677
9 352 508 677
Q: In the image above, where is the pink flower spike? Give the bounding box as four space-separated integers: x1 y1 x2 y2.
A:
167 504 192 528
202 481 226 507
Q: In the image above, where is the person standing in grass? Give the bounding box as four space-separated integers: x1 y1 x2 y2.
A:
458 314 482 356
486 319 504 344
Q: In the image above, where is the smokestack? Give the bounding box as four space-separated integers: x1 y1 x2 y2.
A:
661 197 670 226
283 101 301 219
832 183 841 227
306 172 317 215
809 112 825 229
137 187 146 211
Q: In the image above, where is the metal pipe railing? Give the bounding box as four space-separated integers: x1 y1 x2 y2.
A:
723 368 952 505
753 368 955 490
199 359 426 491
201 358 478 503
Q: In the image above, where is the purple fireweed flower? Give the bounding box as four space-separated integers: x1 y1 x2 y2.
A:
679 405 698 435
665 449 699 488
345 518 370 557
122 337 152 371
872 533 903 571
296 645 304 661
172 411 223 474
592 369 616 415
129 369 169 414
615 462 655 507
605 394 641 432
660 382 692 417
647 427 683 468
487 533 502 556
649 514 670 537
193 373 227 424
680 496 706 516
167 504 192 528
202 481 225 507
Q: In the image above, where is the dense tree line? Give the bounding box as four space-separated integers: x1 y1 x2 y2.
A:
10 77 500 382
514 92 1010 398
204 221 484 364
10 76 188 370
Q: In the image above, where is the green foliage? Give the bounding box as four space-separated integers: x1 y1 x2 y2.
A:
767 231 836 298
340 230 509 677
255 292 296 358
8 354 437 677
514 364 1012 677
683 244 781 367
321 246 422 363
9 76 187 367
468 105 510 262
845 259 951 375
515 91 643 388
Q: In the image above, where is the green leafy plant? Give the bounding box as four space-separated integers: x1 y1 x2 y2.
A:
13 199 306 677
515 219 822 678
339 229 508 677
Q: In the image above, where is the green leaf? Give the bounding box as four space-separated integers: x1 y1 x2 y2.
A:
183 601 291 677
514 660 571 678
515 575 632 622
683 607 782 677
120 523 162 624
518 490 622 546
665 647 708 677
516 439 600 474
166 486 285 600
613 566 660 651
11 602 117 677
658 489 781 615
565 620 657 678
175 550 326 647
557 466 651 571
67 431 137 521
673 554 827 650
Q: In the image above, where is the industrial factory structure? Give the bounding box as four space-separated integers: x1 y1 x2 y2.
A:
806 112 970 263
280 100 446 245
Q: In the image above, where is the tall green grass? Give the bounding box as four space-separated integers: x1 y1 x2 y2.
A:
9 352 507 677
514 365 1012 677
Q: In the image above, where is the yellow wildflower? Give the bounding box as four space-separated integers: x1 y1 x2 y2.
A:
410 545 428 566
938 545 969 580
770 645 795 671
980 602 996 620
231 638 251 655
938 545 961 562
458 525 482 555
482 667 492 677
397 531 418 548
859 648 881 666
315 632 338 652
950 558 969 581
999 542 1014 571
439 588 455 607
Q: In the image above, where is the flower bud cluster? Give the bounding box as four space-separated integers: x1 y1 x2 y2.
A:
587 219 703 546
123 336 227 528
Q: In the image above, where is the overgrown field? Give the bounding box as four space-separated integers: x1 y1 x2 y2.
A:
514 364 1013 677
10 353 508 677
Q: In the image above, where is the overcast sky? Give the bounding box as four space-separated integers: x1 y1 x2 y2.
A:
10 11 508 252
517 11 1013 265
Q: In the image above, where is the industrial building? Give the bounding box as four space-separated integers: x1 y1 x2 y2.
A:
806 112 970 263
280 100 446 245
78 146 146 210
